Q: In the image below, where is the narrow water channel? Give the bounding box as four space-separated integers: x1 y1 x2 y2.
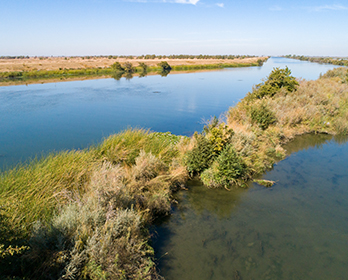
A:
152 134 348 279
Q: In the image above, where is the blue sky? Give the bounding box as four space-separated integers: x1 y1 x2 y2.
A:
1 0 347 56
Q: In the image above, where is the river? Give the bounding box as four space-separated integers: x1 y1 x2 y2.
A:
0 57 339 169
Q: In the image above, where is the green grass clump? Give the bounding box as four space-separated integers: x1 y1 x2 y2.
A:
97 129 184 165
0 150 97 236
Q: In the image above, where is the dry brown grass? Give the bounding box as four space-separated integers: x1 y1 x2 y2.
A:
0 56 266 72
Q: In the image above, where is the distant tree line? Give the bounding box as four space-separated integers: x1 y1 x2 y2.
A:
284 55 348 66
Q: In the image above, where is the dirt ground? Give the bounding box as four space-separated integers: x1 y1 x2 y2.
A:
0 57 266 72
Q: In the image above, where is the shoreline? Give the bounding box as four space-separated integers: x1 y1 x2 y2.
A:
0 57 267 87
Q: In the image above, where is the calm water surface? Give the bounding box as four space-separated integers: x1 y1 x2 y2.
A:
0 57 339 169
153 135 348 279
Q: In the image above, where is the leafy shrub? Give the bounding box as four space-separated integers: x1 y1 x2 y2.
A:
250 103 277 130
184 133 215 175
203 116 234 154
252 66 299 98
201 144 247 188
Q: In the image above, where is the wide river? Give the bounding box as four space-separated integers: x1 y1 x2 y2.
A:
1 57 347 279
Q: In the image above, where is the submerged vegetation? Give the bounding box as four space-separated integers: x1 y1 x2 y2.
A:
1 66 348 279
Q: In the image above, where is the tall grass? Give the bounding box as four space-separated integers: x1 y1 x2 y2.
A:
0 129 188 279
0 150 97 236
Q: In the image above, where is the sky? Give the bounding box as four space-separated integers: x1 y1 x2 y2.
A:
1 0 347 56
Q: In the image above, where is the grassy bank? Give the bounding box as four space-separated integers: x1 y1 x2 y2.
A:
0 58 267 85
0 129 188 279
1 66 347 279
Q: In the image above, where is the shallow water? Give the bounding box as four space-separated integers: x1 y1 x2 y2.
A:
152 134 348 280
0 57 340 169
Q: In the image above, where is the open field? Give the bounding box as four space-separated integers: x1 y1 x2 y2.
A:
0 56 266 72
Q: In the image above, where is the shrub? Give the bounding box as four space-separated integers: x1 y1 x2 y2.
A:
138 62 148 72
184 133 215 175
201 144 247 188
203 116 234 155
250 102 277 130
252 66 299 98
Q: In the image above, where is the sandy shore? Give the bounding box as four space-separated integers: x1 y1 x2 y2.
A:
0 57 267 72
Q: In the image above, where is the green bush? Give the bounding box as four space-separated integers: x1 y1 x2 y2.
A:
111 62 124 72
184 133 215 175
250 103 277 130
157 61 172 71
138 62 148 72
252 66 299 98
201 144 247 188
203 116 234 155
123 62 135 73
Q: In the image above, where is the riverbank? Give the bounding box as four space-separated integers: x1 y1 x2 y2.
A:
0 56 267 86
284 55 348 66
1 67 347 279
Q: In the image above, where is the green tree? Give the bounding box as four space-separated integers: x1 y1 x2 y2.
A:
111 62 124 72
123 62 135 73
158 61 172 71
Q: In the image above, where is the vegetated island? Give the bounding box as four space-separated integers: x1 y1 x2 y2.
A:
1 66 348 279
0 55 268 86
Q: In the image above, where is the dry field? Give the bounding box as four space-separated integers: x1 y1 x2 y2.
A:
0 56 266 72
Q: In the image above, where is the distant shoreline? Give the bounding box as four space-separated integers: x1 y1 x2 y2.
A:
0 56 268 86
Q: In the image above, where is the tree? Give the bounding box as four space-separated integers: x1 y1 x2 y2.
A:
123 62 135 73
111 62 124 72
157 61 172 71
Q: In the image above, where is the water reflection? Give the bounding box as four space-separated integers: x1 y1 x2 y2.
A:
179 179 247 219
159 69 171 77
283 133 333 155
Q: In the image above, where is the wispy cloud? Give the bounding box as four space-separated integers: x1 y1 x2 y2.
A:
269 5 282 11
310 4 348 12
216 3 224 8
124 0 200 4
171 0 200 4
